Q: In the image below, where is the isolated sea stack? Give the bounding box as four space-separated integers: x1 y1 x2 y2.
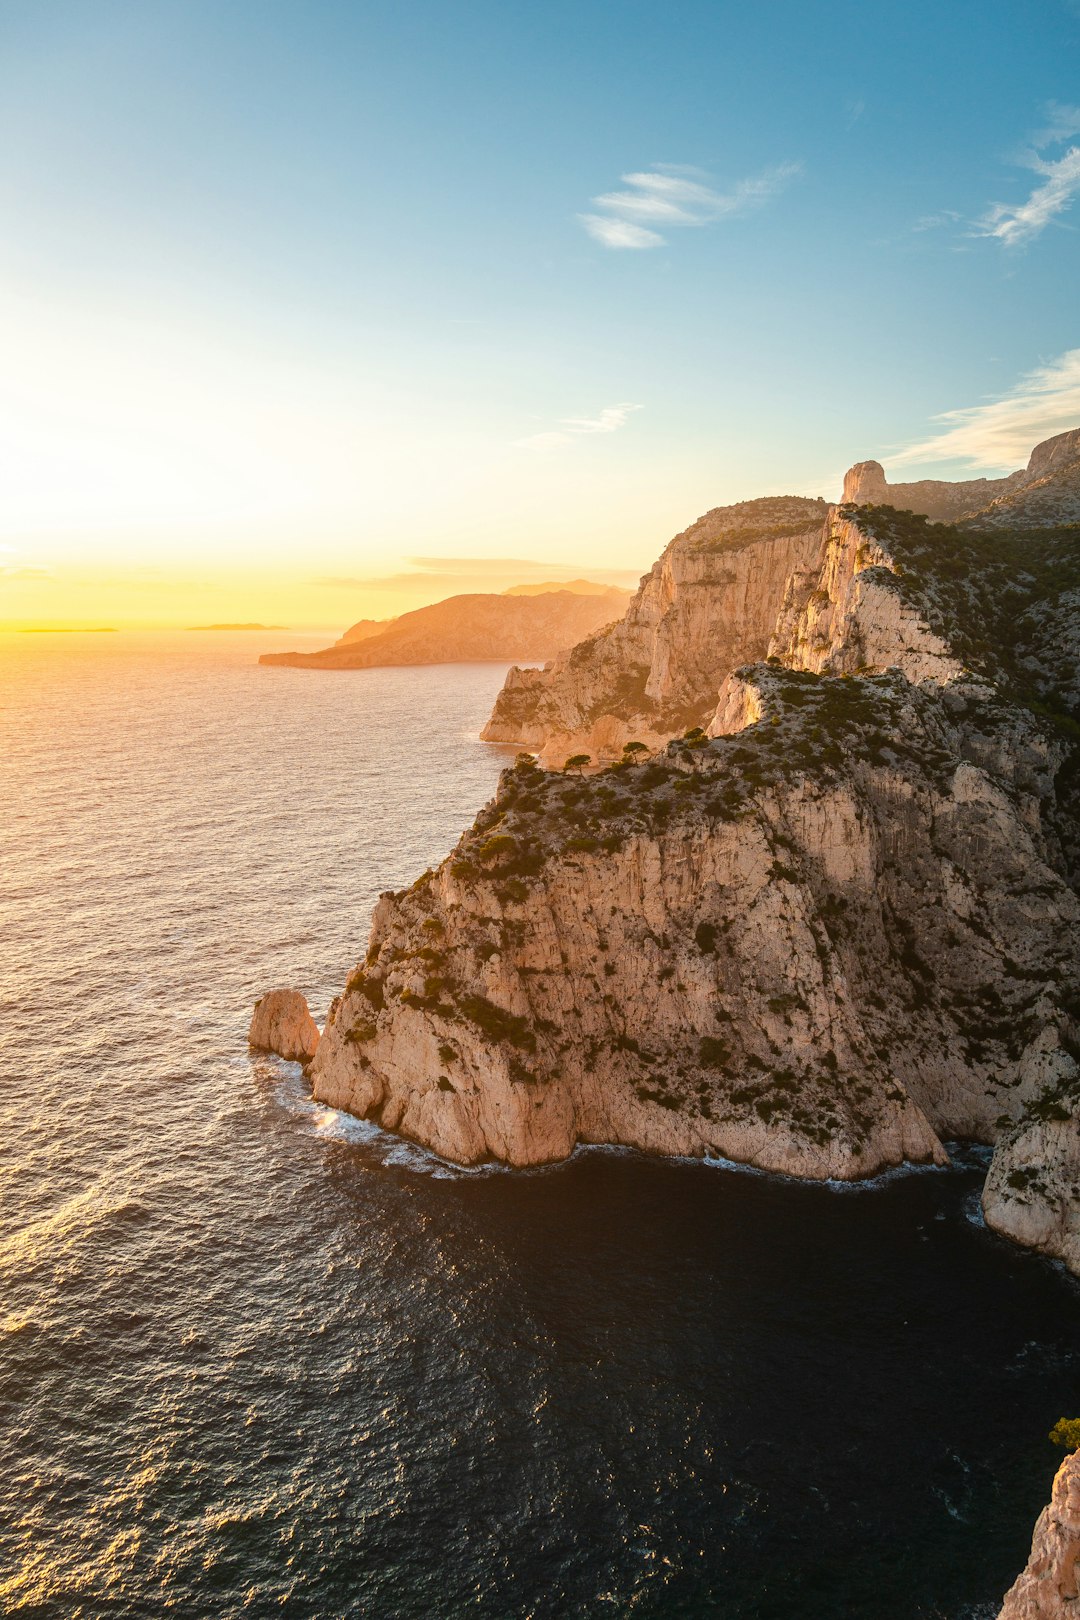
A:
302 427 1080 1275
249 989 320 1064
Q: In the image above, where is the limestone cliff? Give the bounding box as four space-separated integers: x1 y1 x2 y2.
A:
481 496 828 766
999 1450 1080 1618
484 433 1080 767
259 588 629 671
840 459 1023 518
303 430 1080 1275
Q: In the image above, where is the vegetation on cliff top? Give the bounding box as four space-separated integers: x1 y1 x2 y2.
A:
845 503 1080 730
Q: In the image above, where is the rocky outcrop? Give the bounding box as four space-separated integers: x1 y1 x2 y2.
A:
984 1111 1080 1276
482 497 828 766
840 459 1022 518
483 435 1078 770
260 589 629 671
842 428 1080 527
312 665 1079 1193
999 1450 1080 1618
249 989 320 1063
301 429 1080 1275
971 438 1080 531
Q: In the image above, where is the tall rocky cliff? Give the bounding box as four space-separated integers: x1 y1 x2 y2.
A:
999 1449 1080 1618
481 497 828 766
485 430 1080 767
309 431 1080 1277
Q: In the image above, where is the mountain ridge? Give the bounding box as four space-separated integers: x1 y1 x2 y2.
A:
260 586 631 671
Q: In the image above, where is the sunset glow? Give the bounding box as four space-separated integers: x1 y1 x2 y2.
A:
3 4 1079 630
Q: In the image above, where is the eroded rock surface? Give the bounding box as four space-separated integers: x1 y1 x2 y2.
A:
249 989 320 1063
307 429 1080 1273
481 497 827 765
1000 1450 1080 1618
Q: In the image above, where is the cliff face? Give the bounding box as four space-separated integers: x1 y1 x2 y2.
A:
842 429 1080 527
999 1450 1080 1619
306 431 1080 1275
259 588 629 671
840 459 1022 518
481 497 827 766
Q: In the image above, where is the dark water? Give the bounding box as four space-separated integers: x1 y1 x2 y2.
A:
1 632 1077 1619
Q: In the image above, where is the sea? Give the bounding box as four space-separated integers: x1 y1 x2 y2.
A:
1 629 1078 1620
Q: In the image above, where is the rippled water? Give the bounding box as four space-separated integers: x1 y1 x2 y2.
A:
2 631 1078 1619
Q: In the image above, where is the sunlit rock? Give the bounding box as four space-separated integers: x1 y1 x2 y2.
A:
249 988 320 1064
999 1449 1080 1618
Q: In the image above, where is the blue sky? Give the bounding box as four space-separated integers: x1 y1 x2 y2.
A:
1 0 1078 623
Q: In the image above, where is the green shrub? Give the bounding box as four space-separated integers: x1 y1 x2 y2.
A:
459 994 537 1051
1050 1417 1080 1450
479 834 517 861
699 1036 730 1068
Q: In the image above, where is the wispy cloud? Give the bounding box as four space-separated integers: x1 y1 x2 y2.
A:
913 209 962 232
974 104 1080 246
579 161 801 250
892 349 1080 470
515 402 642 451
579 215 665 250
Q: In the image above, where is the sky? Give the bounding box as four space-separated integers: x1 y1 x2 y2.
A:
0 0 1078 628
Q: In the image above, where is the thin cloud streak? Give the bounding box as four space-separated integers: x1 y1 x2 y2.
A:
891 349 1080 470
579 215 663 249
516 402 642 451
579 162 801 249
974 105 1080 245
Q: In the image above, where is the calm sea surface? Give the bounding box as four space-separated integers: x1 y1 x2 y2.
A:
1 631 1078 1620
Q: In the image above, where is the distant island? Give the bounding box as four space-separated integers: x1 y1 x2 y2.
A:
259 583 631 670
188 622 287 631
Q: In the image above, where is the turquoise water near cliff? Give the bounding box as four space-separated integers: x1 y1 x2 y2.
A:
1 631 1078 1619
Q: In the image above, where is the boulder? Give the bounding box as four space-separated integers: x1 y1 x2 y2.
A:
249 988 320 1063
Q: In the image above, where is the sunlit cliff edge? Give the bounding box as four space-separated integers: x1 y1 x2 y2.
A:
998 1447 1080 1618
258 428 1080 1283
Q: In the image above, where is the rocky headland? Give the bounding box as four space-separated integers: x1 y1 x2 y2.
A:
289 427 1080 1279
999 1447 1080 1618
259 586 630 670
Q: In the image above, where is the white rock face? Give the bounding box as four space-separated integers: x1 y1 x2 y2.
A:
765 514 961 688
984 1106 1080 1276
312 671 1079 1200
307 428 1080 1274
840 457 1022 517
999 1450 1080 1619
249 989 320 1063
481 496 827 766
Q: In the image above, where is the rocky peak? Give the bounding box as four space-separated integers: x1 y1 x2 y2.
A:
1026 427 1080 482
842 460 889 504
